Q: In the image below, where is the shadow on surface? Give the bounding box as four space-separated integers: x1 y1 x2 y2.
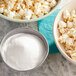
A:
49 42 59 54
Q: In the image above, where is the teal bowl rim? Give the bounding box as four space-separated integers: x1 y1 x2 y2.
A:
0 0 61 23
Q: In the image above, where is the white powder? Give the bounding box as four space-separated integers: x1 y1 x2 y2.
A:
1 33 45 70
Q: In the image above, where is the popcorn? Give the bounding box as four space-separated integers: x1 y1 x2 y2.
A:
0 7 4 13
34 3 42 15
47 0 51 1
73 18 76 26
23 9 33 20
66 50 72 57
66 38 73 45
42 4 50 14
14 13 21 19
0 0 57 20
63 10 70 21
16 3 21 10
73 30 76 39
71 10 76 18
59 21 66 28
0 4 5 13
58 34 68 43
21 4 25 9
67 21 73 28
58 9 76 60
50 0 56 8
18 9 25 16
7 11 16 18
59 28 65 34
7 1 15 10
71 51 76 60
31 14 37 19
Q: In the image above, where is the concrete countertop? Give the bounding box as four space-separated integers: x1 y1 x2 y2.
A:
0 0 76 76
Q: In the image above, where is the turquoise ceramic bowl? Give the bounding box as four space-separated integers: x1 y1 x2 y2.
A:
0 0 61 23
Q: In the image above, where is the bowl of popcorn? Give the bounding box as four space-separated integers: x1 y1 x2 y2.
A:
0 0 61 22
53 0 76 64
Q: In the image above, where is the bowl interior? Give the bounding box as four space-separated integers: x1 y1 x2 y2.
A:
53 0 76 64
0 0 61 23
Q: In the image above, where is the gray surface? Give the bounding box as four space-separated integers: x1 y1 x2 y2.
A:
0 18 76 76
0 0 76 76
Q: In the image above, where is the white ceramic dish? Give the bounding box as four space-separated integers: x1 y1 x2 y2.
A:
0 0 61 23
53 0 76 65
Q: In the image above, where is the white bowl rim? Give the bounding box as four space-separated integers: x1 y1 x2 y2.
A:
53 0 76 65
0 0 61 23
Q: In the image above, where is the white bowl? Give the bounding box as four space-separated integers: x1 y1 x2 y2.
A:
53 0 76 65
0 0 61 23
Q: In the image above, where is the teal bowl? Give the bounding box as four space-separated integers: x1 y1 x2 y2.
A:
0 0 61 23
